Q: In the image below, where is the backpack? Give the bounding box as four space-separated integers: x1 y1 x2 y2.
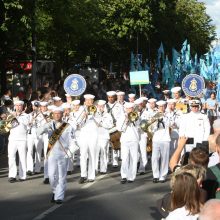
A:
210 166 220 199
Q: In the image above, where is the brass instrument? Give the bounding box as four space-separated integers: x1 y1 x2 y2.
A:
128 111 139 123
0 114 19 134
87 105 97 115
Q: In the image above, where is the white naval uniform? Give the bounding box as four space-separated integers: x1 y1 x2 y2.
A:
138 108 148 173
105 102 124 166
34 112 48 173
179 111 210 152
8 112 29 180
152 114 171 181
95 111 113 173
26 111 41 173
38 121 77 201
78 109 99 181
165 110 182 158
117 114 140 181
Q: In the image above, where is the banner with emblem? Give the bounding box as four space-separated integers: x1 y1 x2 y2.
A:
182 74 205 97
64 74 87 96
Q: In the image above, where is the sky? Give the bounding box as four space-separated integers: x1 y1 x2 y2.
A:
199 0 220 37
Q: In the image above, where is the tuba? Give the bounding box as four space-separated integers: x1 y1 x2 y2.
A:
87 105 97 115
0 114 19 134
128 111 139 123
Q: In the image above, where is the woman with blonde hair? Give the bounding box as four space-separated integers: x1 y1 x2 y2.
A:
166 172 202 220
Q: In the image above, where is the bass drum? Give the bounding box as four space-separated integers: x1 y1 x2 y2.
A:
110 131 121 151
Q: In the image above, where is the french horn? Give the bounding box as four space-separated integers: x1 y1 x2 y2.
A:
87 105 97 115
0 114 19 134
128 111 139 122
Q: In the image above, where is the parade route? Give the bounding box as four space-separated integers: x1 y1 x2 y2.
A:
0 154 169 220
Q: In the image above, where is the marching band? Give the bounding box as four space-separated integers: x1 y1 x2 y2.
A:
0 85 212 204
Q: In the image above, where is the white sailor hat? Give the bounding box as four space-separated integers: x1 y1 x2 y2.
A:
134 98 143 105
148 98 157 103
167 99 176 104
53 96 62 101
31 100 40 106
124 102 135 109
48 105 55 111
171 87 181 93
14 100 24 105
52 106 64 112
163 90 170 94
84 94 95 99
40 101 48 106
62 103 71 109
116 91 125 96
97 100 106 106
65 94 71 97
189 99 201 106
128 93 136 98
140 97 148 101
156 100 167 106
106 91 116 96
72 100 80 105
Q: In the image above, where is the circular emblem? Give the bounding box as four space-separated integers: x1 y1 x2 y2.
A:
182 74 205 97
64 74 87 96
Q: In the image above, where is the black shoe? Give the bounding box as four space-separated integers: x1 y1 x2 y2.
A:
127 180 134 183
121 178 127 184
19 178 25 182
159 179 166 183
113 165 118 168
34 171 41 175
88 179 94 183
139 172 145 175
43 178 49 184
26 171 33 176
100 172 107 175
153 178 159 183
55 200 63 204
51 194 55 203
67 171 72 175
8 178 16 183
79 177 87 184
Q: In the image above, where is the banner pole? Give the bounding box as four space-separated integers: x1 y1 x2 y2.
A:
139 84 142 97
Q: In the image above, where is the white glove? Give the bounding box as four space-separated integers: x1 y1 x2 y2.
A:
65 149 73 159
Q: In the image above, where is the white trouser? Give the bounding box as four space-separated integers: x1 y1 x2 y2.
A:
96 139 109 173
26 134 39 172
138 135 148 172
170 138 178 159
43 134 49 178
79 134 97 180
120 141 138 181
67 155 74 172
152 141 170 180
48 154 68 201
34 136 44 173
8 140 27 179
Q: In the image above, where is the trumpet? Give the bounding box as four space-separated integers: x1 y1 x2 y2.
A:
0 114 19 134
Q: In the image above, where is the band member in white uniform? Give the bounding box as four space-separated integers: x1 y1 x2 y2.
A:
53 96 62 107
151 100 171 183
70 100 84 167
65 94 72 104
165 99 182 158
78 94 98 183
146 98 158 119
128 93 136 103
94 100 113 174
179 99 210 152
8 100 29 183
37 106 78 204
116 91 126 105
117 102 140 183
171 87 183 103
26 100 40 176
134 98 148 174
105 91 124 168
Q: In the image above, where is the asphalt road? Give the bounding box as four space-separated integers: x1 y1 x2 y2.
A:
0 153 169 220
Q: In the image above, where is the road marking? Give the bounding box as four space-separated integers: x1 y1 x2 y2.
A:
32 195 75 220
81 174 107 189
